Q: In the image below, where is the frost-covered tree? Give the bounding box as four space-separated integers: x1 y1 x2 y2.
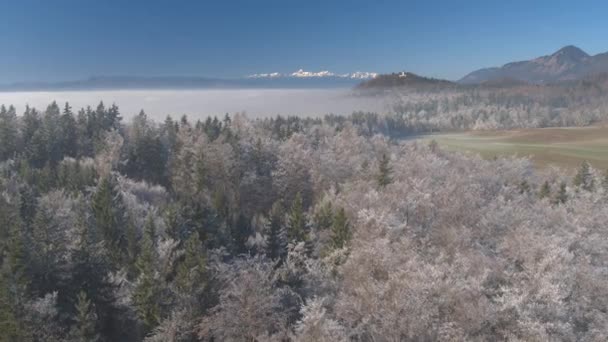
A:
133 216 161 331
573 160 595 191
198 257 291 341
70 291 100 342
376 153 393 188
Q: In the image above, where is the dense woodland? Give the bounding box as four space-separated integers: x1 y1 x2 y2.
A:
358 74 608 132
1 101 608 341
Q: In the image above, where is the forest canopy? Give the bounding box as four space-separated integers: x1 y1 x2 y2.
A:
0 101 607 341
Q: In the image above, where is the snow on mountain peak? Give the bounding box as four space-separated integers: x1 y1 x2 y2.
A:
247 69 377 79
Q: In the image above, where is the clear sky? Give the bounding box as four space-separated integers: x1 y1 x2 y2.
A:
1 0 608 82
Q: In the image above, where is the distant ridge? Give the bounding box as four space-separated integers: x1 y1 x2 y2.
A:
355 72 455 90
460 45 608 84
0 75 366 92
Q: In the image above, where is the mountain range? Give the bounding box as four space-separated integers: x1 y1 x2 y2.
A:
0 70 377 92
2 46 608 91
459 45 608 84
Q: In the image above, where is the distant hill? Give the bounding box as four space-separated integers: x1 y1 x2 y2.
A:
460 45 608 84
356 72 456 90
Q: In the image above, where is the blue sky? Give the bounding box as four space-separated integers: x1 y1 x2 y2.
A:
1 0 607 82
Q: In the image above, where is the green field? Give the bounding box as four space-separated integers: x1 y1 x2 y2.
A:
421 126 608 170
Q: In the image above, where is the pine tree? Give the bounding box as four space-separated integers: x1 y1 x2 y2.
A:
60 102 79 158
71 291 100 342
212 188 230 221
133 216 161 330
162 115 178 154
0 274 24 342
232 214 252 255
30 200 68 294
106 103 122 130
0 105 19 161
539 181 551 199
163 204 182 241
43 101 64 165
91 175 126 266
28 127 49 168
313 200 333 231
330 207 351 249
21 105 41 155
69 210 118 342
287 193 307 242
553 182 568 205
125 215 139 277
377 153 393 188
194 147 206 194
0 198 28 342
175 232 207 295
4 219 27 289
265 202 287 261
573 161 594 191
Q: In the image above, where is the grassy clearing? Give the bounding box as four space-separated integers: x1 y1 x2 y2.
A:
420 126 608 170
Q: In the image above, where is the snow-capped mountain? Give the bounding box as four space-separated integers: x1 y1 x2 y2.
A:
248 69 378 80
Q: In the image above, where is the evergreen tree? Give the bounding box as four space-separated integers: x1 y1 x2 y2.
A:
212 188 230 221
518 180 531 194
71 291 100 342
21 105 41 156
330 207 351 249
29 126 49 168
162 115 178 154
553 182 568 205
265 202 287 261
163 204 182 241
194 147 206 194
91 175 127 266
313 200 333 231
175 232 207 295
124 110 167 184
377 153 393 188
287 193 307 242
76 108 94 157
60 102 79 158
0 105 19 161
0 206 27 342
133 216 161 331
69 211 120 342
573 161 594 191
4 218 28 290
43 101 64 165
30 200 68 295
124 215 140 277
539 181 551 199
232 214 252 255
0 274 24 342
106 103 122 130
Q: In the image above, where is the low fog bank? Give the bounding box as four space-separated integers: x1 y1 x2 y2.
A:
0 88 390 120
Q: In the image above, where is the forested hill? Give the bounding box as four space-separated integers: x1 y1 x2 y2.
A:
0 100 608 340
356 72 456 90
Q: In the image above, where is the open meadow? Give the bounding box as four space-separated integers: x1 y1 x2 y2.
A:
422 125 608 171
